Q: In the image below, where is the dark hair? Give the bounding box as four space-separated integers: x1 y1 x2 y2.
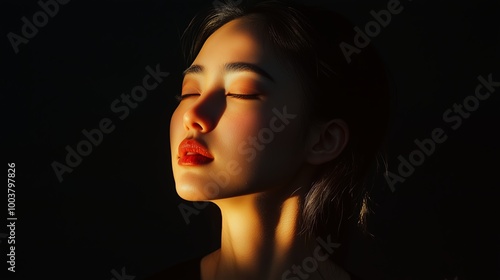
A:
181 0 391 240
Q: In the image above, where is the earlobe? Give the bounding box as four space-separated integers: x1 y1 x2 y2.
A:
306 119 349 165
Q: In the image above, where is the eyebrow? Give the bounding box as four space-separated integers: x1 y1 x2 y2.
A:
182 62 275 83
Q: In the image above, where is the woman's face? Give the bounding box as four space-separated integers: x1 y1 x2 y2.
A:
170 17 309 201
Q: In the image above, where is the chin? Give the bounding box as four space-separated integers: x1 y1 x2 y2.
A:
176 185 206 201
174 179 224 201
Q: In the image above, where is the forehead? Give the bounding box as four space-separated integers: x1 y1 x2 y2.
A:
191 17 295 82
197 17 268 62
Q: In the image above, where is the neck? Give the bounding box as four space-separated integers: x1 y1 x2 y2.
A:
201 177 348 280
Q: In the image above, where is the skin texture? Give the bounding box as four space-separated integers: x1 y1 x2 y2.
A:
170 17 350 280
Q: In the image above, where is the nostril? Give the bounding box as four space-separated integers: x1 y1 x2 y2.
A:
192 122 203 131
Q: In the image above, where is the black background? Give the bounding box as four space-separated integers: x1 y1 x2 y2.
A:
2 0 499 279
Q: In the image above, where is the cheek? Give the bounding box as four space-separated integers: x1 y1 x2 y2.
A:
213 109 264 163
222 110 263 143
218 106 305 189
255 118 304 166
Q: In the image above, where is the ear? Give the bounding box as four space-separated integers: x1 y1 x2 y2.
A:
305 119 349 165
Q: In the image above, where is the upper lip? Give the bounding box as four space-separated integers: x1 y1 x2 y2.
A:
178 139 214 159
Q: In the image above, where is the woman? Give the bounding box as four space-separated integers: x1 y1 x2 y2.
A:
149 0 390 279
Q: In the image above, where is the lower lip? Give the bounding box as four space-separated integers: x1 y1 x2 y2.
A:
178 155 214 166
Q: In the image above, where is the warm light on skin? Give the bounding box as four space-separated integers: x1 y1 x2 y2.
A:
170 16 350 280
272 195 301 272
170 15 309 202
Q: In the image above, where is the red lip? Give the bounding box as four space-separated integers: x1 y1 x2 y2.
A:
178 139 214 166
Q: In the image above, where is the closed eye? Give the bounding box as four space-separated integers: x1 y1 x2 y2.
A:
227 93 260 99
175 93 260 102
175 93 199 102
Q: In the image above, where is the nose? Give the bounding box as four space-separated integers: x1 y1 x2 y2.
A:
183 92 225 133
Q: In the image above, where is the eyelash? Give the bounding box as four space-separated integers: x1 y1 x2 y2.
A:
175 93 196 102
175 93 259 102
227 93 260 99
